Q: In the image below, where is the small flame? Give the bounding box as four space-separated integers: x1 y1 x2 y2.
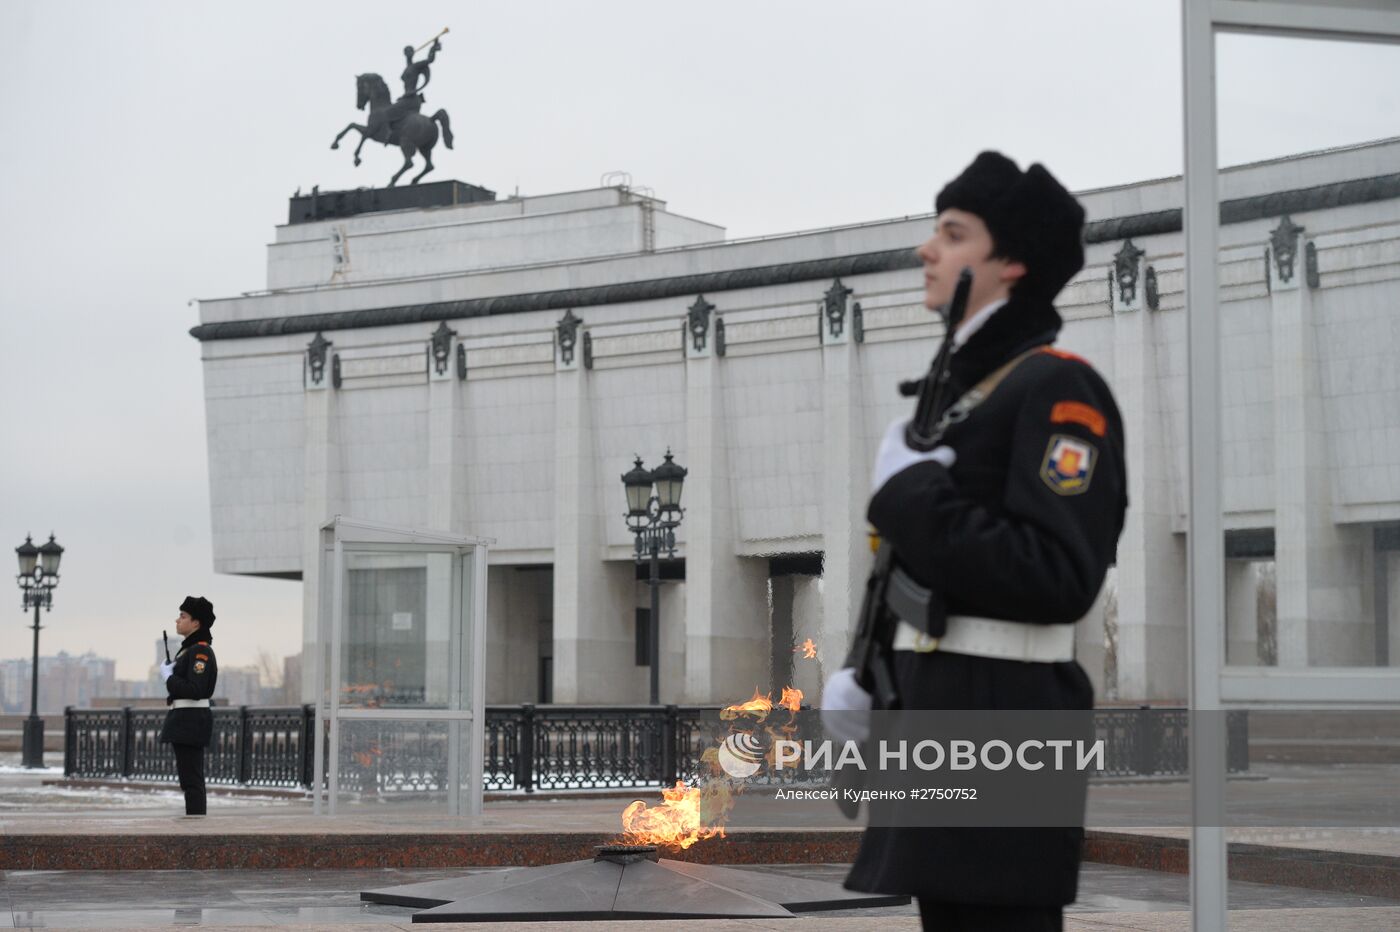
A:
778 686 803 712
352 742 383 768
617 781 731 850
720 687 773 721
797 638 817 659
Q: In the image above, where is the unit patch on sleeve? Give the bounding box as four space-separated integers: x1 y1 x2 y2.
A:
1040 434 1097 495
194 661 207 674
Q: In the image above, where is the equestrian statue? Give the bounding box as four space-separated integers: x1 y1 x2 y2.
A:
331 28 455 186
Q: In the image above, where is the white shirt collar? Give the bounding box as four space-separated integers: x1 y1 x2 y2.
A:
952 298 1008 350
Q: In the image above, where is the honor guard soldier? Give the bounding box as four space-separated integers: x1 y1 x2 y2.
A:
828 152 1128 931
160 596 219 816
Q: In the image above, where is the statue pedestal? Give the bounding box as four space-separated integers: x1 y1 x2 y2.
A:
289 180 495 225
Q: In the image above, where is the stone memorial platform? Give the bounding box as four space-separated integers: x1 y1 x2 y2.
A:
2 796 1397 901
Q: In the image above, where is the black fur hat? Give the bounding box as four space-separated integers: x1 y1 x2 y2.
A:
935 151 1086 300
180 595 215 627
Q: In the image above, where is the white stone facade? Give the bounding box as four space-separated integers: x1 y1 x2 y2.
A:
195 141 1400 705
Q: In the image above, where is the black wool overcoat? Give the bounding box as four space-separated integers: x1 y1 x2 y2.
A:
845 294 1128 907
159 628 219 748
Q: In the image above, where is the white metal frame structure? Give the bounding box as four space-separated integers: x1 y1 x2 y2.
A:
1182 1 1400 926
311 516 490 818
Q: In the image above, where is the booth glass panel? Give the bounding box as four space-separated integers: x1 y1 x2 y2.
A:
333 718 457 811
1214 33 1400 672
339 550 456 708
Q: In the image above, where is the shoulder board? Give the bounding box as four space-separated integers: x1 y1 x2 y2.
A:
1038 346 1092 366
197 641 209 646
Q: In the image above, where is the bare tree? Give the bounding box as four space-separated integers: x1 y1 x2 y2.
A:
255 647 284 690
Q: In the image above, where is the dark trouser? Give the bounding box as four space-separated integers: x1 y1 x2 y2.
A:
918 899 1063 932
172 743 206 815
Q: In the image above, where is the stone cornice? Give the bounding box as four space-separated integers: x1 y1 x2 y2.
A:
191 172 1400 342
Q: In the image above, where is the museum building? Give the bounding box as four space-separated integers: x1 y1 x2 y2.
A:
191 138 1400 706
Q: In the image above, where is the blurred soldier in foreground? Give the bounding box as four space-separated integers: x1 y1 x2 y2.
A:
826 151 1128 931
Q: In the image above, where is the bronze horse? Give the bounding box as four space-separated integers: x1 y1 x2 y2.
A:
331 73 454 186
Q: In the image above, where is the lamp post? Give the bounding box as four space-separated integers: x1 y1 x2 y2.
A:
15 533 63 768
621 451 686 705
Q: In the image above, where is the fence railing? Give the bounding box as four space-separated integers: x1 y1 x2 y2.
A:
64 705 314 787
65 705 1247 792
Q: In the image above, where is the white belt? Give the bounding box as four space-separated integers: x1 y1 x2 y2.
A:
172 699 211 709
892 615 1075 663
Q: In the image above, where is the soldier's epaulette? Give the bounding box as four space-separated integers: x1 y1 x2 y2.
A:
1038 346 1092 367
197 641 209 646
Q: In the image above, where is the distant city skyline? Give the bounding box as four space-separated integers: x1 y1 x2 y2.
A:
0 649 295 714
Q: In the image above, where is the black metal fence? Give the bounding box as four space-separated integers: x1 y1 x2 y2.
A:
64 705 313 787
66 705 1247 793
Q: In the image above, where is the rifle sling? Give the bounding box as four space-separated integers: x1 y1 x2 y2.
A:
889 346 1043 636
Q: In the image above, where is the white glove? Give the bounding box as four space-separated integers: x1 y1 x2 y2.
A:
820 667 873 744
159 661 175 682
872 417 956 493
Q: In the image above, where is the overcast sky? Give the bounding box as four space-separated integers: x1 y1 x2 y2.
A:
1 1 1397 681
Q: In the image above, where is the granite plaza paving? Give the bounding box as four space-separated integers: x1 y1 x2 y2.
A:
3 862 1399 930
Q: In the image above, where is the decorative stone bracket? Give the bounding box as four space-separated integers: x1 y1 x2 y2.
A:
686 295 715 357
429 321 457 381
556 310 582 370
306 332 333 391
822 278 853 343
1110 240 1146 313
1269 216 1306 291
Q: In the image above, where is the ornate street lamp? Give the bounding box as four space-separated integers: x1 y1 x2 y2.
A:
621 451 686 705
15 533 62 768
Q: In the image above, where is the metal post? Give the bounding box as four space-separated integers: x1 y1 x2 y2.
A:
649 536 661 706
238 705 252 784
63 706 74 776
301 704 315 789
1135 706 1158 777
121 706 134 777
663 704 679 785
520 703 536 794
1183 0 1227 925
22 601 44 768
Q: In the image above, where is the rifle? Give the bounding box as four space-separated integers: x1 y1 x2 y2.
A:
834 267 972 816
163 631 172 664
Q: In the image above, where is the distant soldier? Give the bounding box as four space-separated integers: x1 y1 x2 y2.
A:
159 596 219 816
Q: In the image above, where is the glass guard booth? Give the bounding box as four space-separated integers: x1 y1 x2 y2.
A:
1183 2 1400 927
313 517 489 816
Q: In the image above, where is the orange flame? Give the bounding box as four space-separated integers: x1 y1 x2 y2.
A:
797 638 817 659
352 742 383 768
616 682 806 849
720 687 773 721
617 781 732 849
